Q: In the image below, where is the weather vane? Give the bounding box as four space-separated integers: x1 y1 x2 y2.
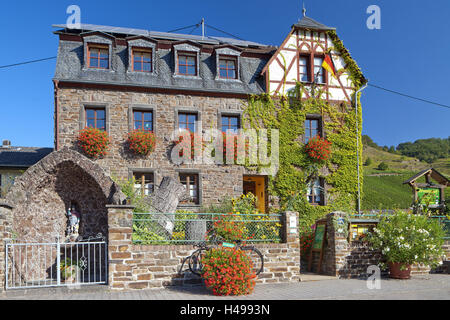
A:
302 2 307 17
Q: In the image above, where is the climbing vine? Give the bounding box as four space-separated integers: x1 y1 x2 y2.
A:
242 81 364 231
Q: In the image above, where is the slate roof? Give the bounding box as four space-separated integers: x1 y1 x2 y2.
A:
293 16 335 31
53 24 276 95
52 23 269 48
0 146 53 168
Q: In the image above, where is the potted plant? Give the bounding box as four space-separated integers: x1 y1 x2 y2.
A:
201 247 256 296
305 135 332 162
367 210 445 279
127 129 156 156
77 127 110 158
60 258 80 283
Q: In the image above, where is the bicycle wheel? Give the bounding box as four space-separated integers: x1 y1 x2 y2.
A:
241 246 264 275
188 248 206 276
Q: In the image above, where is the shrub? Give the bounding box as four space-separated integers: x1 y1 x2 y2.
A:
77 127 110 158
128 129 156 156
201 247 256 296
377 162 388 171
364 157 372 166
212 212 246 241
300 229 315 258
367 210 445 268
305 135 332 162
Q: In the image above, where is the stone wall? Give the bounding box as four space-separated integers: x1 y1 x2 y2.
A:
0 203 12 292
56 87 272 210
108 206 300 290
5 148 124 243
320 211 449 278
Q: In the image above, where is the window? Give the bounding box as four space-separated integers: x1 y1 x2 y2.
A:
178 113 197 132
133 172 154 196
179 173 199 204
218 57 237 79
307 178 324 205
88 44 109 69
304 117 321 143
221 115 240 133
313 56 325 84
299 56 309 82
132 48 152 72
85 108 106 131
133 110 153 131
177 53 197 76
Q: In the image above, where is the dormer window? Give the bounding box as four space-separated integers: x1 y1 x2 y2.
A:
87 44 109 69
132 48 152 72
218 57 237 79
177 52 197 76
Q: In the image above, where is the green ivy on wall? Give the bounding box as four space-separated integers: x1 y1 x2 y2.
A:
242 75 366 231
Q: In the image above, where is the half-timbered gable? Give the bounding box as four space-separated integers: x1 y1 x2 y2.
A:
261 15 363 104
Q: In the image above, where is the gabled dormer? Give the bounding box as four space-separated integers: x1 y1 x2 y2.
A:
214 44 242 81
126 36 157 74
81 31 115 71
172 40 202 78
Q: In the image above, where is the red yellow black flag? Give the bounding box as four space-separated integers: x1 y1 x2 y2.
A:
322 54 337 78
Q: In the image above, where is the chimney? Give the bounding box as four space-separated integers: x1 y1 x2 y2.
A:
2 140 11 148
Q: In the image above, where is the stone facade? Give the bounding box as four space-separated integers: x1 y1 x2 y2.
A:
56 87 265 210
108 206 300 290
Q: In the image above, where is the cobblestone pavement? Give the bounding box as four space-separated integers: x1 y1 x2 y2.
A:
1 274 448 300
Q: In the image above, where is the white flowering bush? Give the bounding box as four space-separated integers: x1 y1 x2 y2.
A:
367 210 445 268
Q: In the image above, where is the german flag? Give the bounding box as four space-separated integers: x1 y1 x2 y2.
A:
322 54 337 78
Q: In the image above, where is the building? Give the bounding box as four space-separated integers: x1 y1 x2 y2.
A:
0 140 53 197
52 13 366 212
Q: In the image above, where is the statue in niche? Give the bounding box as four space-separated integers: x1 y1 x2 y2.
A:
66 202 81 241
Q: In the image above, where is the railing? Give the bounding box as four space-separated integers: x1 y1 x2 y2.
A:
5 235 107 290
132 212 283 245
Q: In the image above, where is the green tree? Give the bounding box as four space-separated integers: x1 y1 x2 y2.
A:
377 162 389 171
364 157 372 166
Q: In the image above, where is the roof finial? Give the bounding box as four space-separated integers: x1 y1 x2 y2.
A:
302 2 306 17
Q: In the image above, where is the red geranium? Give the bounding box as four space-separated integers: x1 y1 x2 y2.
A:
173 130 204 159
77 127 110 158
305 135 332 162
127 129 156 156
201 247 256 296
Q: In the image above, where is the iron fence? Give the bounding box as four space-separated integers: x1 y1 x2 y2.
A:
132 212 283 245
5 235 107 290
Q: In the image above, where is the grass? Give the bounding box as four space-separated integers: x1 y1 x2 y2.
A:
362 146 449 210
362 172 416 210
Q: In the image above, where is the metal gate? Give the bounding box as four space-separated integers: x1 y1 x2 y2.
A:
5 234 107 290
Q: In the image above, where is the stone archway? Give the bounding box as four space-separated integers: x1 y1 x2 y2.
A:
5 147 125 242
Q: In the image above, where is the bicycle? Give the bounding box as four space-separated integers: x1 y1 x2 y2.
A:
180 238 264 277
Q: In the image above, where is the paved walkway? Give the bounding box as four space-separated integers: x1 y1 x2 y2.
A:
1 274 449 300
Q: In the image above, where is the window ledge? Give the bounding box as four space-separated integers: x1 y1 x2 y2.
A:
215 77 242 83
173 74 202 80
126 70 156 76
82 67 115 73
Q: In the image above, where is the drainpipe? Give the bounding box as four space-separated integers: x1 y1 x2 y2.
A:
354 82 368 214
53 80 59 151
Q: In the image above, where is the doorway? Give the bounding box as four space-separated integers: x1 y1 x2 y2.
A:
243 175 267 213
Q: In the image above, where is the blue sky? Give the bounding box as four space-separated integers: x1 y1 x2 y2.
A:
0 0 449 148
